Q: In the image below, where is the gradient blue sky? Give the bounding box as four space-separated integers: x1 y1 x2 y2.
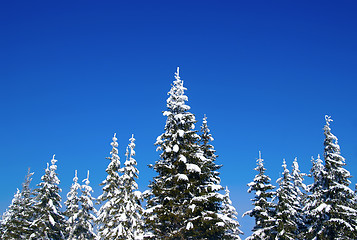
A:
1 1 357 236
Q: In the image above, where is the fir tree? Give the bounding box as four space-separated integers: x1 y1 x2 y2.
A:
307 116 357 239
291 157 307 236
274 159 299 240
18 168 36 238
1 189 23 239
30 154 67 240
243 152 276 240
119 135 144 239
220 187 243 240
145 68 210 239
75 170 97 240
97 133 125 239
195 115 241 239
304 155 325 239
64 170 81 239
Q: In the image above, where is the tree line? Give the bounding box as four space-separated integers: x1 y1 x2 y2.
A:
1 68 356 239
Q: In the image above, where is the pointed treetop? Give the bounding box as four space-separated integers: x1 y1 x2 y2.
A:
130 134 135 143
282 158 287 169
257 151 264 167
325 115 333 125
73 170 78 183
51 154 57 165
113 133 117 141
83 170 90 185
225 186 230 195
176 66 180 76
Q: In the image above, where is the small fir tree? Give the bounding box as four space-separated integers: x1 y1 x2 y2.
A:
31 154 67 239
220 187 243 240
76 170 97 240
97 133 125 239
274 159 299 240
18 168 36 238
1 189 23 239
243 152 276 240
291 157 307 236
195 115 241 239
119 135 144 239
64 170 81 239
304 155 325 239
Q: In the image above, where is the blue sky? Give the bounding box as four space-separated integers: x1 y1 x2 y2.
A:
1 1 357 236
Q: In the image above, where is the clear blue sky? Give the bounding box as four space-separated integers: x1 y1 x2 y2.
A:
1 1 357 236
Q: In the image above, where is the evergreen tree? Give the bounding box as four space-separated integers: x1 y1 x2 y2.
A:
145 68 211 239
18 168 36 238
220 187 243 240
1 189 23 239
2 169 36 239
64 170 81 239
304 155 325 239
291 157 307 236
196 115 242 239
30 155 67 240
243 152 276 240
97 133 125 239
75 170 97 240
307 116 357 239
274 159 299 240
119 135 144 239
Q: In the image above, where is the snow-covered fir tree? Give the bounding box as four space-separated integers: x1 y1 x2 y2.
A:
291 157 307 236
243 152 276 240
97 133 126 239
197 115 242 238
220 187 243 240
274 159 299 240
1 189 23 239
31 154 67 239
18 168 36 238
306 116 357 239
1 169 36 239
75 170 97 240
145 68 218 239
64 170 81 239
118 135 144 239
304 155 325 239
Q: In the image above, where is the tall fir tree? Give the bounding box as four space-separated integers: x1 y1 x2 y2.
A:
306 116 357 239
145 68 214 239
274 159 299 240
97 133 125 239
64 170 81 239
31 155 67 240
75 170 97 240
243 152 276 240
220 187 243 240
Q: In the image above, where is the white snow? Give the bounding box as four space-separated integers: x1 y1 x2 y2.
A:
186 164 201 173
186 222 193 230
177 174 189 181
173 144 179 152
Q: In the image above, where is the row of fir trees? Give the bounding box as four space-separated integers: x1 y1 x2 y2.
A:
0 68 242 240
1 68 357 239
244 115 357 240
